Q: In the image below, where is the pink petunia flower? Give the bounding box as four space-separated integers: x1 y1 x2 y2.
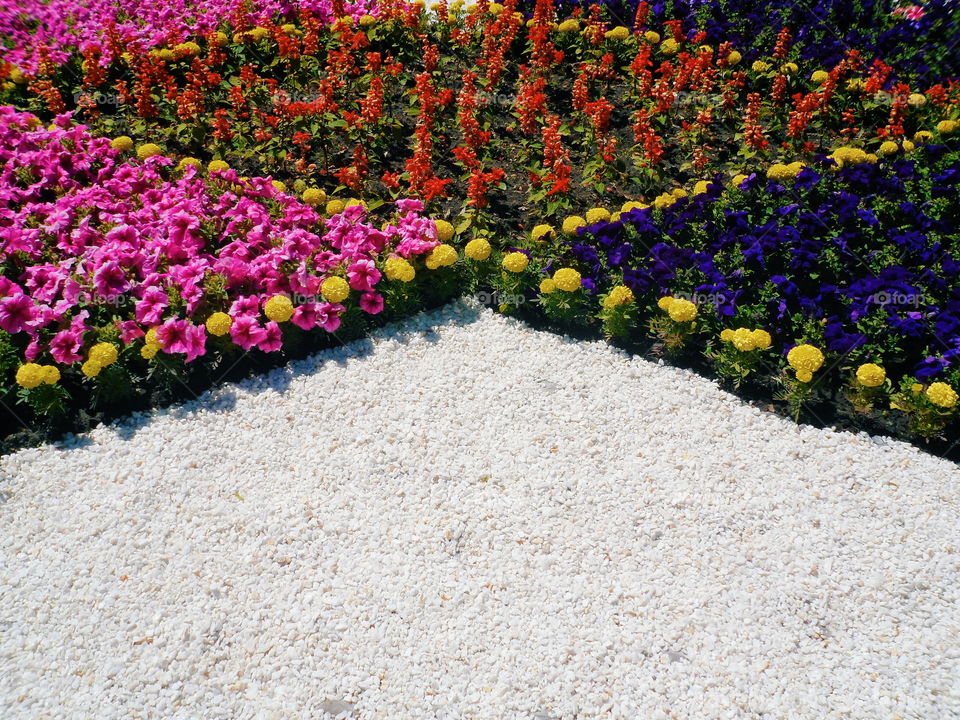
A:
0 293 38 334
359 292 384 315
257 321 283 352
347 259 382 292
230 314 268 351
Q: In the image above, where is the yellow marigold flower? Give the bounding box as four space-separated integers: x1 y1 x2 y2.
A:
9 66 27 84
359 14 376 26
264 295 294 322
249 26 270 41
699 44 713 54
321 276 350 303
846 78 865 90
911 383 924 394
207 159 229 172
156 49 175 61
426 244 458 269
302 188 326 206
540 278 556 295
531 224 554 242
667 298 697 322
731 173 749 187
603 285 634 308
557 19 580 32
502 252 529 273
136 143 162 160
660 38 679 55
731 328 756 352
855 363 886 388
907 93 927 107
176 157 200 171
914 130 933 144
787 344 824 373
902 140 915 152
786 161 806 176
752 60 769 72
926 381 958 409
552 268 582 292
15 363 44 389
671 187 687 198
89 342 118 367
693 180 712 196
562 216 586 235
657 296 675 311
464 237 491 261
726 50 742 66
795 369 813 383
210 31 228 46
766 163 793 182
751 329 772 350
37 365 59 384
144 327 159 346
434 219 455 242
488 2 504 13
621 201 648 212
936 119 958 135
140 343 159 360
585 207 611 224
720 328 735 343
878 141 899 156
205 312 232 336
781 62 798 75
605 26 630 41
865 153 878 164
325 199 346 216
644 31 660 44
81 360 102 378
811 70 829 84
652 192 678 209
384 257 415 282
271 180 287 194
280 23 298 34
110 135 134 151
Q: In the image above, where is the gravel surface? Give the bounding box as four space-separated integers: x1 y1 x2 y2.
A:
2 300 959 720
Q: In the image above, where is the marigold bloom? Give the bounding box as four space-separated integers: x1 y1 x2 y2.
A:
540 278 556 294
603 285 634 308
136 143 162 160
434 220 455 242
585 208 611 224
855 363 886 388
264 295 294 323
531 224 554 243
464 238 491 261
385 257 416 282
81 359 102 378
552 268 582 292
426 244 458 269
302 188 327 206
15 363 44 389
562 216 586 235
502 252 529 273
787 344 824 373
110 136 133 151
321 277 350 303
88 342 118 367
926 382 958 408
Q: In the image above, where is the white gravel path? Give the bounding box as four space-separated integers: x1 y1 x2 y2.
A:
2 300 959 720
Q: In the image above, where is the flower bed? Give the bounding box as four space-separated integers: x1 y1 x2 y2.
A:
1 0 959 454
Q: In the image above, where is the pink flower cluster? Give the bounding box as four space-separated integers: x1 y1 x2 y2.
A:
0 107 438 365
0 0 378 72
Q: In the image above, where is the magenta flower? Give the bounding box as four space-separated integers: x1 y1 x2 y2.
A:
93 260 129 300
291 301 321 330
135 286 168 325
359 292 384 315
316 303 345 333
230 315 268 351
257 321 283 352
0 293 38 334
156 318 207 362
347 259 382 292
49 328 84 364
118 320 145 345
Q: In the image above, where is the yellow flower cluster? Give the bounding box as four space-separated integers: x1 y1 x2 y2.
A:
828 146 877 168
766 161 806 182
720 328 772 351
539 278 556 294
502 252 530 273
321 277 350 303
434 219 455 242
781 62 798 75
15 363 60 389
325 198 345 216
531 224 554 243
914 130 934 144
752 60 769 72
264 294 294 322
693 180 712 196
855 363 886 388
726 51 742 66
937 119 959 136
177 157 200 171
81 342 119 378
110 136 133 151
926 381 958 409
464 237 491 261
907 93 927 107
301 188 327 207
660 38 679 55
643 31 660 44
557 19 579 32
658 296 697 322
385 257 415 282
787 343 824 383
426 244 458 269
585 207 610 224
207 159 230 172
605 26 630 41
562 216 586 235
811 70 829 84
878 141 899 156
136 143 162 160
603 285 634 308
552 268 582 292
205 312 233 336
